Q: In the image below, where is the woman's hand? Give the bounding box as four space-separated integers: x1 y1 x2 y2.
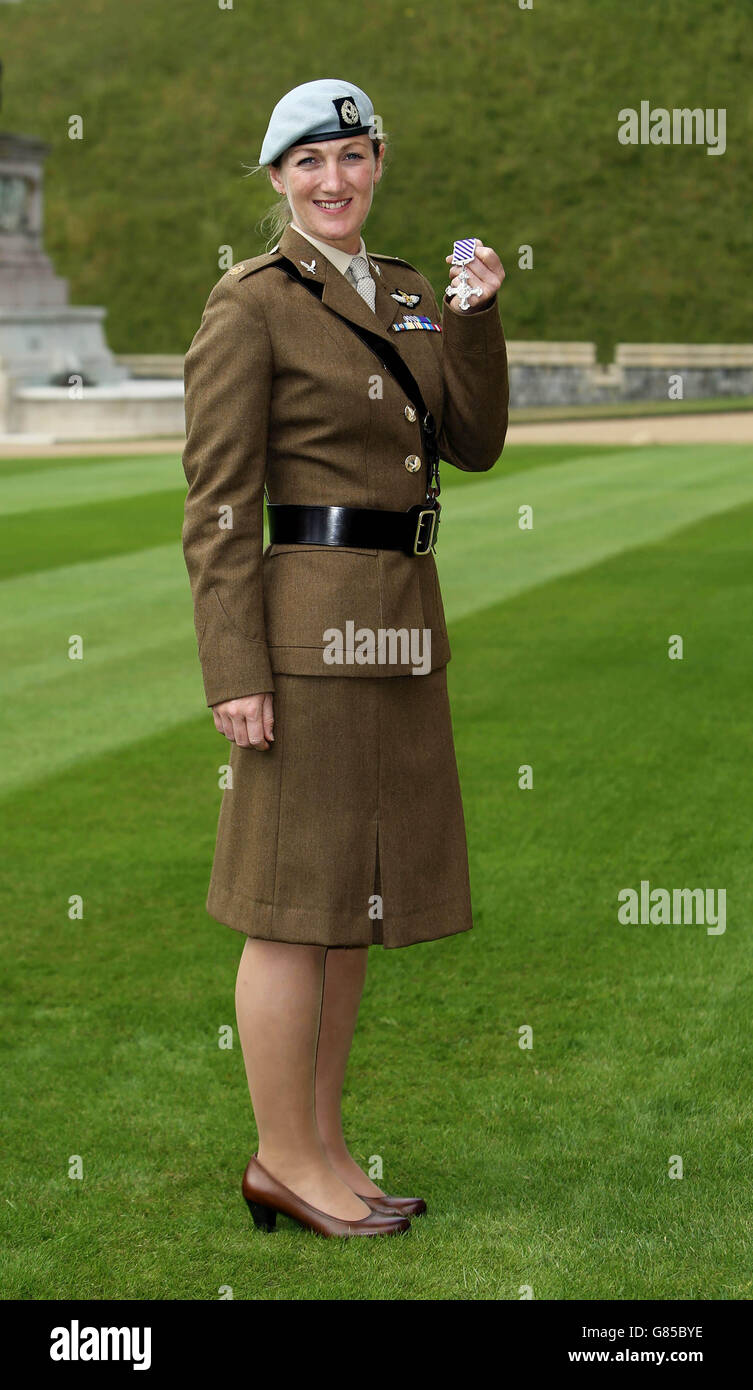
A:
212 693 275 750
445 240 505 313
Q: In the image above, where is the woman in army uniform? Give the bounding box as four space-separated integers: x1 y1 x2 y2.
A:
181 79 508 1238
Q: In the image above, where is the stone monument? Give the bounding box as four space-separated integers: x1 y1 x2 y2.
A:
0 58 126 388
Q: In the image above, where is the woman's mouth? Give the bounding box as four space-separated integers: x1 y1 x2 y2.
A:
312 198 353 213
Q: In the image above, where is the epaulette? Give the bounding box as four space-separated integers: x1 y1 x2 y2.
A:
368 252 418 270
223 248 284 282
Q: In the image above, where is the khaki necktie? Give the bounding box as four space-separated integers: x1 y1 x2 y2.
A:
347 254 377 313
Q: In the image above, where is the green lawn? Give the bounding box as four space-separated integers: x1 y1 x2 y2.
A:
2 443 752 1299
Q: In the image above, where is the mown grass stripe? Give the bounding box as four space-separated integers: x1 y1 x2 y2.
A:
0 455 184 514
0 491 185 581
436 444 753 620
0 451 180 481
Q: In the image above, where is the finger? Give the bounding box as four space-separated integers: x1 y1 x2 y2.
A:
460 261 505 300
448 264 482 283
217 710 235 740
262 694 275 743
472 244 504 277
450 267 490 295
465 251 497 284
212 708 223 733
448 260 494 293
244 711 269 751
229 712 253 748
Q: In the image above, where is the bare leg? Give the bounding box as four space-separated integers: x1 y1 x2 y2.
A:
234 937 370 1220
315 946 386 1197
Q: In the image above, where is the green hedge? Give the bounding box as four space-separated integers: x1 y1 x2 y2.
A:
4 0 750 355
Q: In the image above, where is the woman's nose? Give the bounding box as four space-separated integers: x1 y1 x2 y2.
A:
318 164 349 192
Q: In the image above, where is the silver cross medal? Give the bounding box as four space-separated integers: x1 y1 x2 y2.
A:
446 237 483 311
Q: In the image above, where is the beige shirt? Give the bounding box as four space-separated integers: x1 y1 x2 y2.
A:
290 222 376 308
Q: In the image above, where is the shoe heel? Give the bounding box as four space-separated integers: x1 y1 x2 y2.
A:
245 1197 276 1231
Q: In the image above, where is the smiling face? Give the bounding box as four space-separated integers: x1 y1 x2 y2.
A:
268 134 384 254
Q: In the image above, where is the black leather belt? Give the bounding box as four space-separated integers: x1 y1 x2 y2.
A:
267 502 440 557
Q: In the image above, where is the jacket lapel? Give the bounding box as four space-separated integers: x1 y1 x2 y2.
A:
279 225 398 346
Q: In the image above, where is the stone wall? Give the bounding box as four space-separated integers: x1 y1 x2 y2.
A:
125 342 753 409
507 342 753 408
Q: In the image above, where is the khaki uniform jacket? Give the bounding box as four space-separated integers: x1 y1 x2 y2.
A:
181 224 509 707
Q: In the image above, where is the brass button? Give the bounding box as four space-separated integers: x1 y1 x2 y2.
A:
404 454 422 472
404 404 417 423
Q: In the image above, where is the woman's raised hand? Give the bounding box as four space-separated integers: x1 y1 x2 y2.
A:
212 693 275 750
445 240 505 312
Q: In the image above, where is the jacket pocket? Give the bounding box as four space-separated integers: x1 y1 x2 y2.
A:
263 548 382 650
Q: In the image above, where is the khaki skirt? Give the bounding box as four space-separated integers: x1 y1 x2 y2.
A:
205 666 473 949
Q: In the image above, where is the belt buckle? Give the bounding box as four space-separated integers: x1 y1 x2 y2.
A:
413 506 437 556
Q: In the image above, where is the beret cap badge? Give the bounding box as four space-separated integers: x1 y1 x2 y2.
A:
333 96 361 128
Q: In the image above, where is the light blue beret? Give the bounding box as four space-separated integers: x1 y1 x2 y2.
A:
259 79 375 166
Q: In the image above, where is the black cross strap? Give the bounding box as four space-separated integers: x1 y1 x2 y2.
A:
273 256 441 505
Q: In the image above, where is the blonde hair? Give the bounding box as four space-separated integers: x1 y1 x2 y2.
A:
242 136 388 251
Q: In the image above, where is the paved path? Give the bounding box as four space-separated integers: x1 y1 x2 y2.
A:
0 436 186 458
506 412 753 446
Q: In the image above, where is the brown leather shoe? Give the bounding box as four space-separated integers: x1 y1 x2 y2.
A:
357 1193 427 1217
242 1156 411 1238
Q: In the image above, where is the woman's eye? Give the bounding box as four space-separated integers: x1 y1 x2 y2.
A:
295 151 363 166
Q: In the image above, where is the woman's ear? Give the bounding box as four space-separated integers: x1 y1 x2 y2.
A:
268 164 285 196
373 143 385 185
